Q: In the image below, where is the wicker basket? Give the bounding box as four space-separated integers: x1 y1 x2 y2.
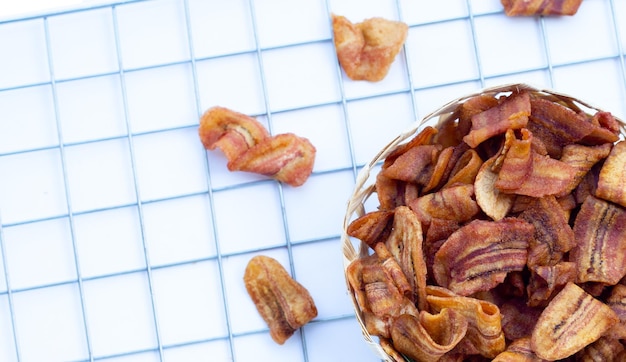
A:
340 83 626 362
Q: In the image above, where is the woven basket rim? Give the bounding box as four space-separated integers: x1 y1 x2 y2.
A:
340 82 626 362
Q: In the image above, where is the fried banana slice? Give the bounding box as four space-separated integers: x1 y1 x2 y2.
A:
492 337 542 362
385 206 428 310
409 183 479 225
244 255 317 345
199 107 316 187
199 106 270 163
346 209 394 248
501 0 583 16
531 282 619 360
427 286 506 359
596 140 626 207
463 91 530 148
229 133 316 187
433 218 533 296
331 14 408 82
571 195 626 285
391 309 468 362
475 156 515 221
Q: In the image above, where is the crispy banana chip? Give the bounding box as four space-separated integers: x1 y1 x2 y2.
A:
199 107 316 186
433 218 533 296
501 0 583 16
391 309 468 362
445 149 483 187
229 133 316 187
382 144 440 185
244 255 317 345
331 14 408 82
385 206 428 310
463 91 531 148
492 337 542 362
409 183 479 225
576 336 625 362
558 143 612 197
427 286 506 359
596 140 626 207
571 195 626 285
519 196 575 268
531 282 619 360
475 156 515 221
346 210 394 248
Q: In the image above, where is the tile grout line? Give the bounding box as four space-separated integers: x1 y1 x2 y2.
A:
110 5 164 360
42 15 95 362
180 0 238 360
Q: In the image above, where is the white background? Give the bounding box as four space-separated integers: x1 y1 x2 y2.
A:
0 0 625 361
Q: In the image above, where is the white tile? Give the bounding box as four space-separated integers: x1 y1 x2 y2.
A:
262 43 341 112
188 0 255 58
73 206 145 278
56 75 127 144
222 249 290 335
164 340 230 362
83 273 157 357
103 351 160 362
47 8 118 80
340 50 410 100
3 218 76 290
152 262 227 345
252 0 331 48
0 149 67 225
414 81 481 122
0 85 58 154
196 53 266 116
399 0 468 24
468 0 505 15
283 171 354 243
544 0 617 65
233 332 304 362
327 0 398 23
0 296 17 362
213 183 286 255
143 195 216 267
617 0 626 52
346 92 416 166
270 104 352 172
292 240 355 318
115 0 190 69
125 64 198 134
553 59 626 121
305 318 381 362
13 284 88 362
484 70 551 91
0 19 49 89
474 14 546 77
407 19 479 88
65 139 136 213
132 128 208 201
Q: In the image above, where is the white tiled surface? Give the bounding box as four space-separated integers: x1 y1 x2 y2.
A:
0 0 625 361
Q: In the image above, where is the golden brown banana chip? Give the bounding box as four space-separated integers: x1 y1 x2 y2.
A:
571 195 626 285
244 255 317 345
391 309 468 362
531 282 619 360
596 140 626 207
433 218 533 296
475 156 515 221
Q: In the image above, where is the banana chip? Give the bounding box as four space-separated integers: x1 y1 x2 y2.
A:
531 282 619 360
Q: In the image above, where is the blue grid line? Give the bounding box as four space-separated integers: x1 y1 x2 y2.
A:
109 4 164 360
180 0 237 360
41 15 95 361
